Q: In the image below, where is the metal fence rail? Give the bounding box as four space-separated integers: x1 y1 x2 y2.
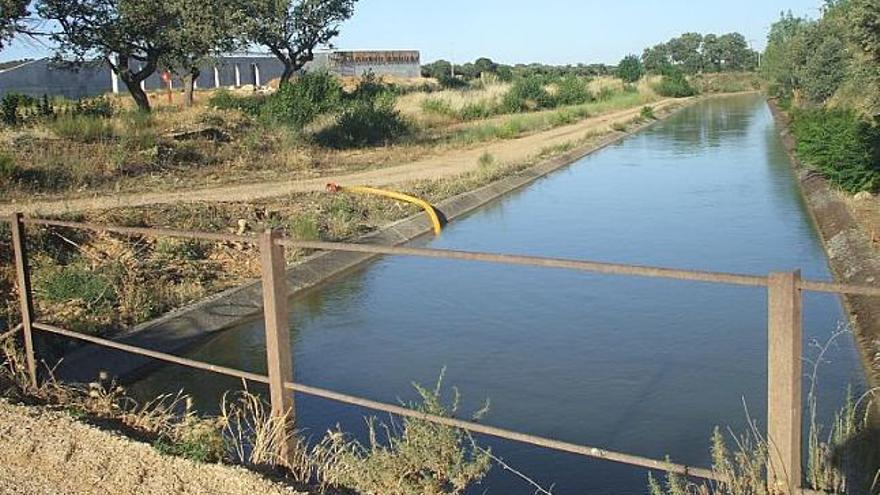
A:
5 213 877 493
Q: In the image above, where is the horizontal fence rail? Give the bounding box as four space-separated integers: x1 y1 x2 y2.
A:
24 321 718 481
10 216 880 295
4 214 878 493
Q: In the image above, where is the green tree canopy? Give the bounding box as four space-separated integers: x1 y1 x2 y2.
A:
616 54 643 83
245 0 357 84
37 0 180 111
1 0 30 49
161 0 243 106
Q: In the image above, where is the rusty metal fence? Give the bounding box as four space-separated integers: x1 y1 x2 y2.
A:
4 212 879 493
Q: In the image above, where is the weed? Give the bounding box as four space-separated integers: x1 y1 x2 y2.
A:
289 215 320 240
50 115 115 143
477 151 495 170
641 106 657 120
612 121 627 132
314 371 492 495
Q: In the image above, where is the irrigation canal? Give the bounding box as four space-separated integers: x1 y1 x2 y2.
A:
134 93 864 494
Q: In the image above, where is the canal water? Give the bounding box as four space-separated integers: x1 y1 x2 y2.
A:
134 93 863 494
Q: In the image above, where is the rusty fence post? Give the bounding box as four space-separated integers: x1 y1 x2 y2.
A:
10 213 37 388
260 229 297 466
767 270 802 493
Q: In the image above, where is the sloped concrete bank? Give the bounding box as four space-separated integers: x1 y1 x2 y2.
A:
768 100 880 387
59 99 697 383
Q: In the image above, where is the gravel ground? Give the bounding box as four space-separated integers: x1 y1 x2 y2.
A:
0 399 307 495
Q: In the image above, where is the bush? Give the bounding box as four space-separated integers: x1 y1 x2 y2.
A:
791 108 880 192
207 88 265 114
640 106 657 120
70 96 115 119
0 152 18 185
502 76 555 112
261 71 343 129
50 115 115 143
653 69 698 98
1 93 33 126
617 54 644 83
554 76 594 106
421 97 455 116
316 99 410 149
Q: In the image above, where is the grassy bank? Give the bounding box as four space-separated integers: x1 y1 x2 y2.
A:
0 72 697 336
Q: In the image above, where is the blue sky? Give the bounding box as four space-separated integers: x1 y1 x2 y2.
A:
2 0 824 64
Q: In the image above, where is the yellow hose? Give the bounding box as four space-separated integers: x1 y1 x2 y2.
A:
326 183 445 235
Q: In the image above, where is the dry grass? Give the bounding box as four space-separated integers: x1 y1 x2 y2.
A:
649 328 880 495
1 340 493 494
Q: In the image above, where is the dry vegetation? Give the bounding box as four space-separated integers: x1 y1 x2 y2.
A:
0 73 695 337
0 340 492 494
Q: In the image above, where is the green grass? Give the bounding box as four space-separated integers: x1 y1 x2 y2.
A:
450 91 657 146
50 115 115 143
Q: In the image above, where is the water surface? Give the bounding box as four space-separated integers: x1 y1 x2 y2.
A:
135 94 862 494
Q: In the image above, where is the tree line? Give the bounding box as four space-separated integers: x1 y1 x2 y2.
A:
640 32 758 75
762 1 880 111
761 0 880 194
0 0 358 111
421 58 612 87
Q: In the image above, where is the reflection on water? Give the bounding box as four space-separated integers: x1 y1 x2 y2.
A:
134 94 863 495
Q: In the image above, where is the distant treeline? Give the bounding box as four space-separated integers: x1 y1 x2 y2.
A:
641 32 758 74
421 58 612 87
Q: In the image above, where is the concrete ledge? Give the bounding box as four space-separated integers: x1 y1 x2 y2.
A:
58 100 694 382
768 101 880 387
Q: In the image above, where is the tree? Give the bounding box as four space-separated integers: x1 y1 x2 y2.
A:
642 43 670 73
473 57 498 76
668 32 704 73
421 59 452 80
38 0 179 111
246 0 356 85
1 0 29 49
761 11 811 97
616 54 643 83
162 0 242 106
701 34 723 72
717 32 754 71
850 0 880 63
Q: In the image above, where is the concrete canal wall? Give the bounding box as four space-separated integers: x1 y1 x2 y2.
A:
58 99 696 382
769 100 880 388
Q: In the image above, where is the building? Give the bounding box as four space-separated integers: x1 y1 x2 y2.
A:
0 50 422 99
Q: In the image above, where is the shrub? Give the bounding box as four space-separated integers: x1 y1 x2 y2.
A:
71 96 114 119
640 106 656 120
438 75 468 89
617 54 644 83
597 86 616 101
261 71 343 129
458 101 494 120
791 108 880 192
316 99 410 149
316 75 410 148
0 152 18 185
50 115 115 143
653 67 697 98
502 76 555 112
208 88 265 114
1 93 33 126
555 76 594 106
315 373 491 495
421 97 454 116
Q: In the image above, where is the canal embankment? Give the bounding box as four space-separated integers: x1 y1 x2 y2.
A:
57 96 701 383
769 100 880 388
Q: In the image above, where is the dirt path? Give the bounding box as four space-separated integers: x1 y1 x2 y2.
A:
0 99 684 216
0 399 305 495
